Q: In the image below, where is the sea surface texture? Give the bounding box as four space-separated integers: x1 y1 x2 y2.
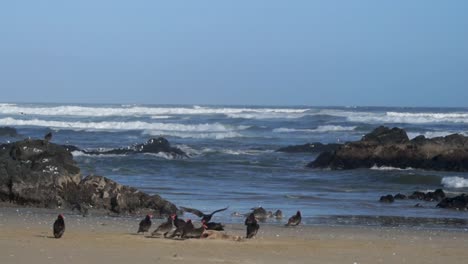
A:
1 103 468 228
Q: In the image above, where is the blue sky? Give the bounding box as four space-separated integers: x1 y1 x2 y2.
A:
1 1 467 107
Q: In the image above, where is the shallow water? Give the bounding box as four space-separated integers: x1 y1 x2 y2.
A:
1 103 468 228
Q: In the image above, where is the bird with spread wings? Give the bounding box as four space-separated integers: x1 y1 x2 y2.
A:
179 206 229 222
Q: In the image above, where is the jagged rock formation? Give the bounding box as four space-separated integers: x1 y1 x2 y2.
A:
0 139 177 216
309 126 468 172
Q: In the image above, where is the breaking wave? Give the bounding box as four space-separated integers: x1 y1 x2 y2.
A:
441 177 468 188
0 117 248 134
0 103 309 118
273 125 356 133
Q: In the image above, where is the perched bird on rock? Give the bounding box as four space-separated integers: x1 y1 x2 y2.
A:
244 213 259 239
53 214 65 238
180 206 228 222
44 132 53 142
285 211 301 226
137 214 152 234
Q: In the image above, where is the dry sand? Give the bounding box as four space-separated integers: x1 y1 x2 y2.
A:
1 206 468 264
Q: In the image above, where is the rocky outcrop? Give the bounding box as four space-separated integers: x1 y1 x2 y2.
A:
308 126 468 172
0 139 177 216
379 189 446 203
437 194 468 210
0 139 81 207
76 175 177 216
0 127 20 137
74 137 188 158
276 142 341 153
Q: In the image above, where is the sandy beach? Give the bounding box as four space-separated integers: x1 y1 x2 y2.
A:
1 206 467 264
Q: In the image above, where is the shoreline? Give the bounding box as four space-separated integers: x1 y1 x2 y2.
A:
1 206 468 263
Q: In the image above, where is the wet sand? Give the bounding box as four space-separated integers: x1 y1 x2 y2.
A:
1 206 468 264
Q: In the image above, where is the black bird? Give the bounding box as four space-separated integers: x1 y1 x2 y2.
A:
285 211 301 226
167 216 188 238
53 214 65 239
182 220 207 239
44 132 53 142
205 222 224 231
180 219 195 238
137 214 152 234
173 214 186 229
245 213 259 239
152 215 174 237
180 206 228 222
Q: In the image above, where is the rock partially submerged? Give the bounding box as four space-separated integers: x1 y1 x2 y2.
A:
0 139 177 216
276 142 341 153
309 126 468 172
74 137 188 158
379 189 446 204
437 194 468 210
0 127 20 137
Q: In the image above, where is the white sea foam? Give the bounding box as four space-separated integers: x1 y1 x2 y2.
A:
71 151 127 158
0 103 310 118
407 131 468 139
144 130 243 139
370 165 414 171
273 125 356 133
150 115 172 119
0 117 247 132
345 111 468 124
441 177 468 188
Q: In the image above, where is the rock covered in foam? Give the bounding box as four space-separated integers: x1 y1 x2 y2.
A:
0 127 20 137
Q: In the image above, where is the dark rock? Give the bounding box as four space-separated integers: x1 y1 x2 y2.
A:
408 189 445 201
362 126 409 145
379 194 394 203
308 126 468 172
276 142 341 153
394 193 407 200
0 139 81 207
0 139 178 216
437 194 468 210
0 127 19 137
409 191 426 200
83 137 188 158
77 175 177 216
424 189 446 202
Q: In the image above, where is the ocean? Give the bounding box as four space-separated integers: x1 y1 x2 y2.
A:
1 103 468 228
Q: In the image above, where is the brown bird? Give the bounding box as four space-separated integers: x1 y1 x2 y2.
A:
285 211 301 226
151 215 174 237
182 220 207 239
53 214 65 238
244 213 259 239
137 214 152 234
180 206 228 222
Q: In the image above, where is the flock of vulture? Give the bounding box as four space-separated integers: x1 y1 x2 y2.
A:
53 207 302 240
